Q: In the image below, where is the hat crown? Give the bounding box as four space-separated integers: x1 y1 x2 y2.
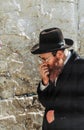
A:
40 28 64 49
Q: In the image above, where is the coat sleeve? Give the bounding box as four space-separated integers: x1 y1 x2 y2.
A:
37 81 56 108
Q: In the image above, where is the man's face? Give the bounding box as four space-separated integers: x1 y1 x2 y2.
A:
39 50 65 72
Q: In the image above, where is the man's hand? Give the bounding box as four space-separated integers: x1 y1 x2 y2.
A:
39 62 49 85
46 110 55 123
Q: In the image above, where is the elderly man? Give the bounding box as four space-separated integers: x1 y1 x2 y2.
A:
31 27 84 130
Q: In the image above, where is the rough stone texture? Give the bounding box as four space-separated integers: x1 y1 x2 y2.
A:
78 0 84 56
0 0 83 130
0 95 44 130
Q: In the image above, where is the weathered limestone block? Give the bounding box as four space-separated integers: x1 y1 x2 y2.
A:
0 70 36 99
0 43 38 99
0 34 40 94
0 115 17 130
78 0 84 56
0 96 44 116
0 96 44 130
0 77 15 99
0 114 27 130
0 112 43 130
26 112 43 130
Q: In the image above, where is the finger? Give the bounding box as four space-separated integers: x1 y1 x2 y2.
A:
41 66 49 72
41 67 49 72
45 71 49 76
42 69 49 76
39 65 49 72
40 62 47 68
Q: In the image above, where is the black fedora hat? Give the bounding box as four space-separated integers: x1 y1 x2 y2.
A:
31 27 74 54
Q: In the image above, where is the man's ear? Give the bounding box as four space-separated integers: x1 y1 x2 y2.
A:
56 50 64 59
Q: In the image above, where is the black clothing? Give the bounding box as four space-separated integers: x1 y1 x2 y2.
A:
37 50 84 130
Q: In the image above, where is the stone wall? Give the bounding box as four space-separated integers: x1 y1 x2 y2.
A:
78 0 84 56
0 0 84 130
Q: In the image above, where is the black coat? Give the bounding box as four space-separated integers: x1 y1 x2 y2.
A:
37 50 84 130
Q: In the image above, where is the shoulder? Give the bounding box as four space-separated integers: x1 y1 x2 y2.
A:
73 56 84 73
69 50 84 72
70 50 84 64
74 56 84 65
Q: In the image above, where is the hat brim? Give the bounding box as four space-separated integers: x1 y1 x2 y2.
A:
31 38 74 54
